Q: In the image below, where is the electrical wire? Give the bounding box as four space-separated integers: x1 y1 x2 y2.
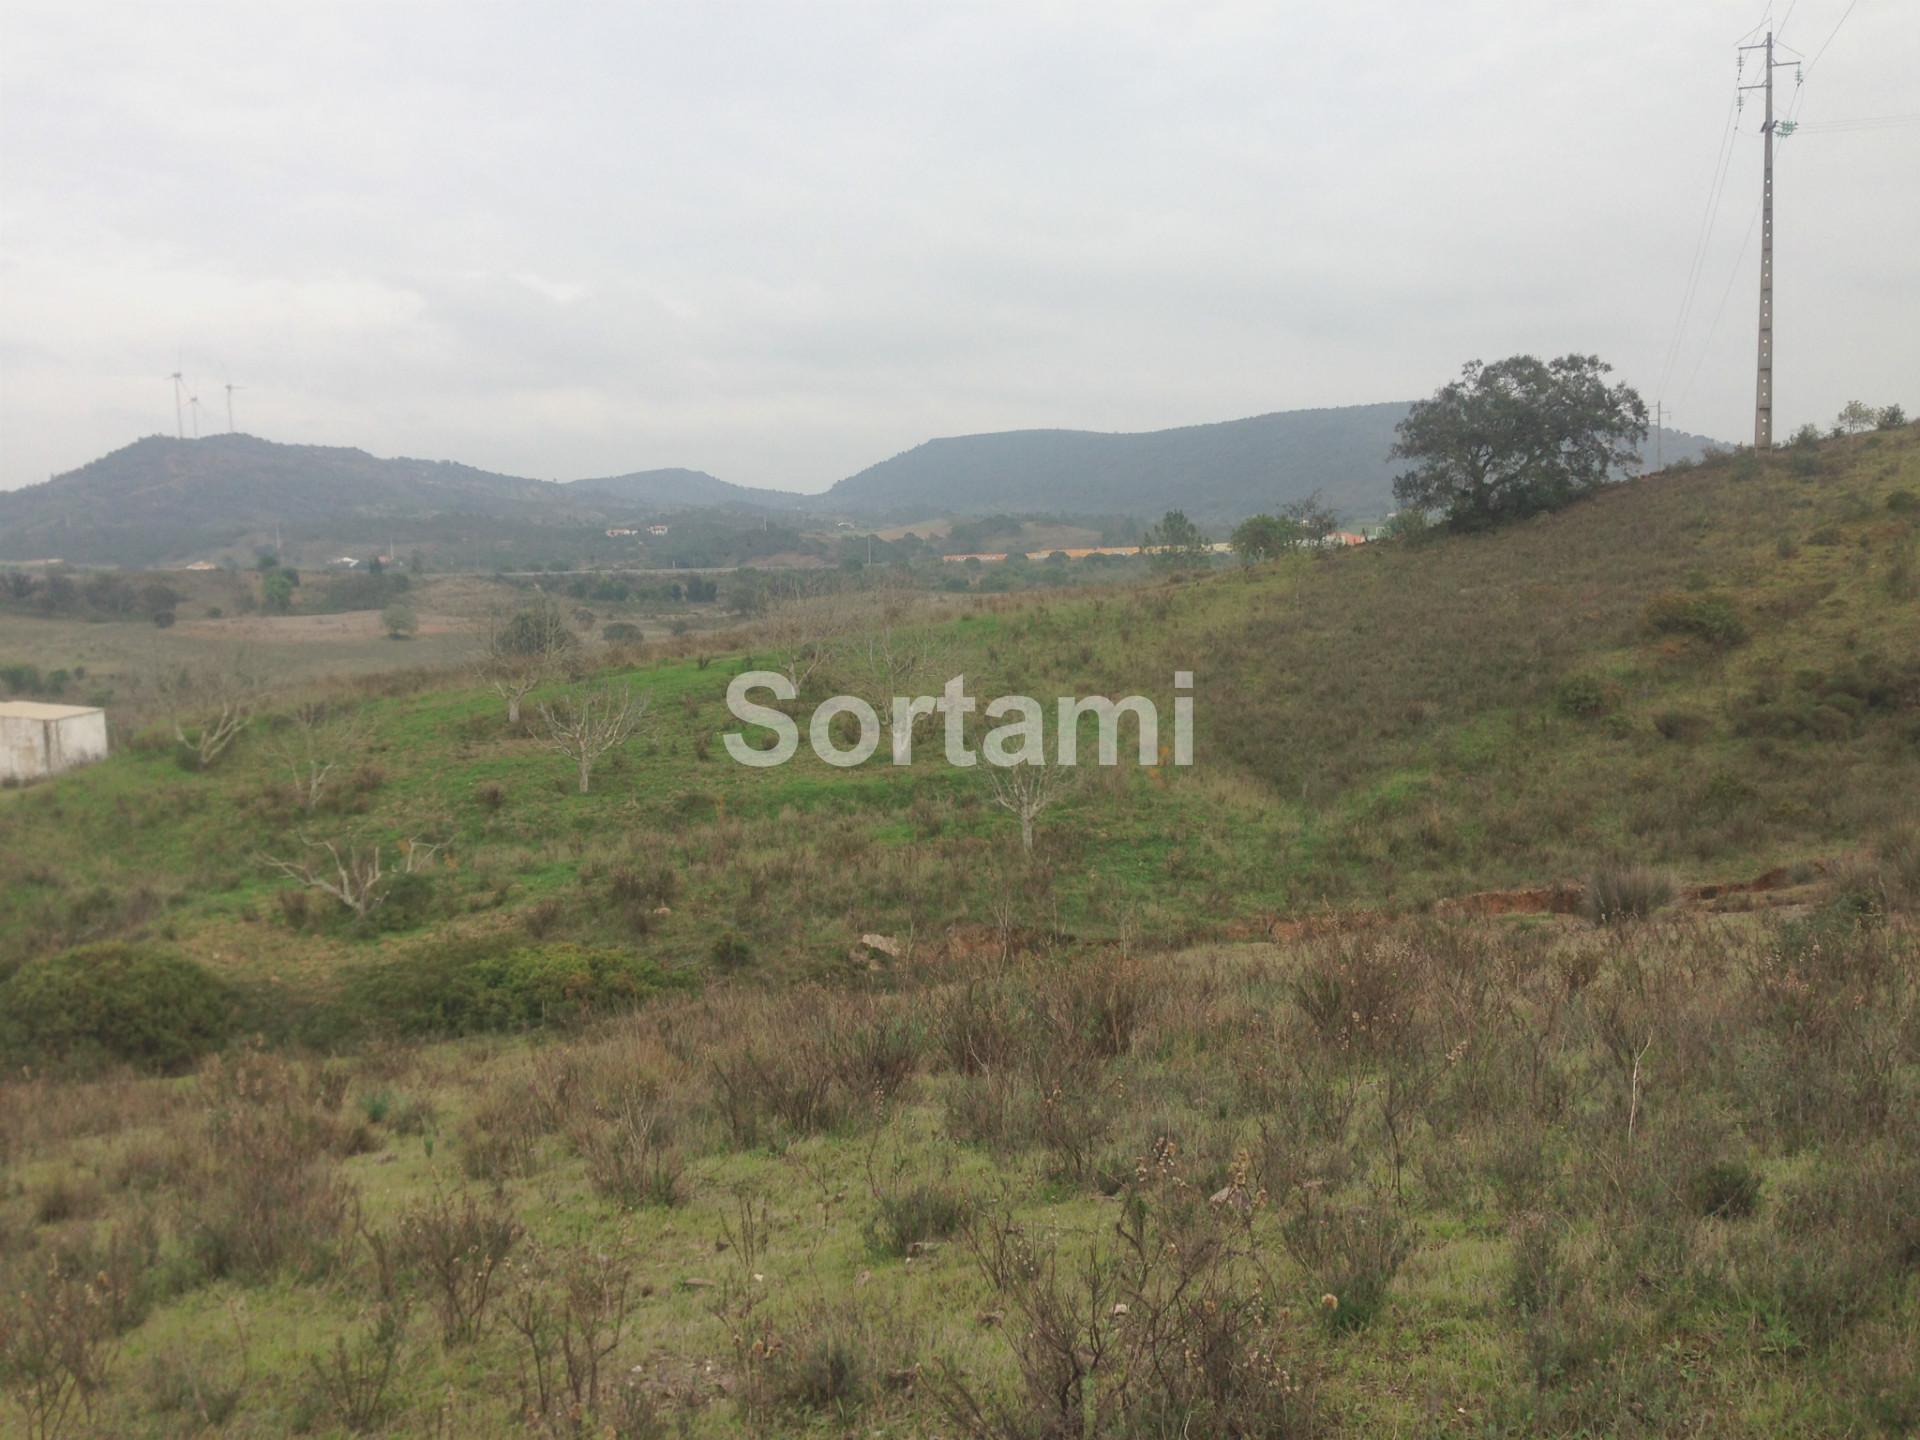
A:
1677 196 1763 408
1656 91 1743 403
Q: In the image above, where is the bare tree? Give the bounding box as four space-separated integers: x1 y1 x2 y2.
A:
538 684 649 794
150 649 263 769
849 619 950 763
986 763 1075 852
266 700 368 811
474 598 573 726
259 832 445 919
763 590 856 697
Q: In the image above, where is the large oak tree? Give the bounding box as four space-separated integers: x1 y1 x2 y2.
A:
1390 354 1648 530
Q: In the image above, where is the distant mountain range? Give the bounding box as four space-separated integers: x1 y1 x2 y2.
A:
828 403 1414 522
0 407 1724 566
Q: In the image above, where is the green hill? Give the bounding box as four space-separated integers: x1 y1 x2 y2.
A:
817 403 1722 525
3 425 1912 986
1 425 1917 1440
1 409 1725 566
0 434 592 566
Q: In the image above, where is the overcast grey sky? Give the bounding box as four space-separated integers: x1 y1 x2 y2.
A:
1 0 1914 493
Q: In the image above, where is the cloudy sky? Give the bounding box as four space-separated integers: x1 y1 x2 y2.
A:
1 0 1914 493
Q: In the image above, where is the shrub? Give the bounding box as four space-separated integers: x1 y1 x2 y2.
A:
758 1307 883 1416
1652 708 1710 742
941 1158 1320 1436
866 1180 973 1258
339 939 685 1038
709 931 753 973
1553 674 1615 719
304 1301 408 1434
503 1244 636 1431
183 1052 358 1284
0 1256 124 1438
1581 865 1674 924
1887 489 1918 515
393 1190 523 1344
1689 1159 1762 1220
0 943 237 1073
602 621 643 643
1642 590 1748 649
1280 1199 1412 1333
572 1095 684 1209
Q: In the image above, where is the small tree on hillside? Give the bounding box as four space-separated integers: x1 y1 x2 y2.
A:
382 603 418 640
1834 400 1877 435
267 700 369 812
1141 510 1213 570
262 569 297 614
1390 354 1648 530
850 620 950 763
475 598 574 726
986 763 1075 852
1283 490 1340 548
260 832 445 920
151 650 263 769
538 684 648 794
1229 514 1304 563
765 589 856 696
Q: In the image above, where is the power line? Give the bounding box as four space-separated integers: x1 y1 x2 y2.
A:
1678 196 1762 408
1786 0 1861 124
1802 0 1860 75
1794 112 1918 132
1656 90 1743 403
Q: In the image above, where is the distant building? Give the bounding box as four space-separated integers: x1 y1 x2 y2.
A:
606 527 639 538
181 560 220 571
647 524 671 536
328 556 362 569
1 702 108 784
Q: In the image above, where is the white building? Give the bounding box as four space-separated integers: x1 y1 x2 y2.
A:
0 702 109 784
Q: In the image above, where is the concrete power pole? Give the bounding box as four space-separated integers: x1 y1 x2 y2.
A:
1740 31 1796 451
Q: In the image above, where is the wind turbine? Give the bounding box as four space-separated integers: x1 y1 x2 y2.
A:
188 393 203 438
169 371 186 438
224 380 243 433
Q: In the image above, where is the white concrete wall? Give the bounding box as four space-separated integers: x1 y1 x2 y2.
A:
48 711 109 774
0 710 108 782
0 714 49 782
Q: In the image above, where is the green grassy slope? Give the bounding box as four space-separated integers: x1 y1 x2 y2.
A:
2 426 1915 1007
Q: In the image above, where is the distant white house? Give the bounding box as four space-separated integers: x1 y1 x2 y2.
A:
606 527 639 538
0 702 109 784
647 523 670 536
328 556 362 569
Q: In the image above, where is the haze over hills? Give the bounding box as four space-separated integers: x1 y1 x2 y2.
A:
0 405 1724 565
569 468 804 510
819 403 1721 524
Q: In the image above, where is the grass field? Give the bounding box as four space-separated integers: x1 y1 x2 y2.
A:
0 571 751 710
1 427 1917 1437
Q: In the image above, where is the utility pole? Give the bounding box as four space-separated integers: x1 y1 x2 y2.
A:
1739 31 1797 451
1654 400 1663 471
